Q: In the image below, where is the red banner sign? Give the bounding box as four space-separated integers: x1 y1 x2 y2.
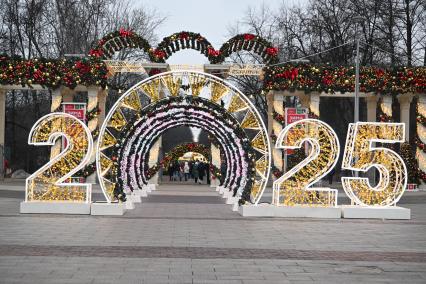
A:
63 103 86 122
62 103 87 151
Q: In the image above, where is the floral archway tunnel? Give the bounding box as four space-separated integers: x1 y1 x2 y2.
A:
145 142 212 178
96 71 271 205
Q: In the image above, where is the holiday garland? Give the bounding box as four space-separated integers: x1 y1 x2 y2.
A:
210 164 221 180
211 33 279 64
3 55 425 95
400 142 420 184
264 64 426 95
273 110 285 124
88 28 158 61
417 106 426 127
0 54 108 89
155 31 216 63
88 29 279 65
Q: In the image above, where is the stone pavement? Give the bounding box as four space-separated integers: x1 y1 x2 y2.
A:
0 180 426 283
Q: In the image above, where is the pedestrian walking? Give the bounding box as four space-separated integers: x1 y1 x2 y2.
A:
192 161 199 183
198 162 205 184
179 162 184 181
168 163 173 181
184 162 190 181
173 161 180 181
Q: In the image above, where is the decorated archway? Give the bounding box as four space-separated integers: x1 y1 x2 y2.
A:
88 29 279 64
146 142 211 178
96 71 270 205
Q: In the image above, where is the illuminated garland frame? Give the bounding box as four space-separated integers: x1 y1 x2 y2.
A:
115 97 254 199
264 64 426 95
96 71 271 205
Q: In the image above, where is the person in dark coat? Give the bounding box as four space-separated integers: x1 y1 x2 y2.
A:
189 162 194 179
167 163 173 181
198 162 205 184
192 161 199 183
220 161 227 185
206 163 210 185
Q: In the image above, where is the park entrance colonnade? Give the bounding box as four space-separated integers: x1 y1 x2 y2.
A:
0 29 425 218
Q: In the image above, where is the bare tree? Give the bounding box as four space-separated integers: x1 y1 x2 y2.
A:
0 0 166 171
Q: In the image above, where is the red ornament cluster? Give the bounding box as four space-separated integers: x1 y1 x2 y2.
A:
207 48 220 57
119 28 133 37
266 47 278 56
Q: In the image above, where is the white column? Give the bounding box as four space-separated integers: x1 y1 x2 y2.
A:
62 88 74 103
366 96 378 122
381 96 393 119
272 94 284 176
97 89 107 127
398 93 415 141
148 137 161 185
86 87 99 183
309 92 320 117
210 144 221 187
266 91 275 186
416 94 426 188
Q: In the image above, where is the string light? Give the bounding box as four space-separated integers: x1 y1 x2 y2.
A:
341 122 406 206
273 119 340 207
25 113 93 203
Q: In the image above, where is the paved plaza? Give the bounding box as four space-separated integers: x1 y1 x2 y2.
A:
0 181 426 283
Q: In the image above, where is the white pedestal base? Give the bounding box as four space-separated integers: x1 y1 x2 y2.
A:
341 205 411 220
145 184 156 191
238 204 341 218
226 196 239 205
20 202 91 214
222 190 233 199
125 200 135 210
232 202 239 212
142 185 152 193
91 202 125 215
134 189 148 197
238 204 275 217
129 194 141 203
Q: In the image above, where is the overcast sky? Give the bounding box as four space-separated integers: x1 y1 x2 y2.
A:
135 0 303 64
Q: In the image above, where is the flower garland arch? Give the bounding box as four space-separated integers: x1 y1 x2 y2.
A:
88 28 159 61
211 33 279 64
153 31 217 63
87 29 279 65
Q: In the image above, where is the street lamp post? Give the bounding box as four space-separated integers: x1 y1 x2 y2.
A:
352 16 365 181
353 16 365 123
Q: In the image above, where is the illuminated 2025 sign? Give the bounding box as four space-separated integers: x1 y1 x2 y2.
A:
25 112 407 208
273 119 407 207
